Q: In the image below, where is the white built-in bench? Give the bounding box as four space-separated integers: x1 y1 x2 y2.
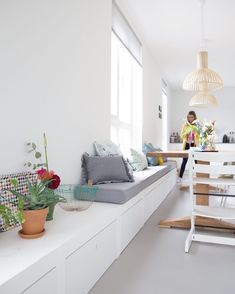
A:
0 165 176 294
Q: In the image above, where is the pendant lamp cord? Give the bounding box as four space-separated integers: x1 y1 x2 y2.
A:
199 0 206 50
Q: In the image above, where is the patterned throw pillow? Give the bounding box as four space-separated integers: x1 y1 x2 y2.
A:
129 148 148 171
0 172 37 232
142 143 167 165
93 140 122 156
142 143 158 166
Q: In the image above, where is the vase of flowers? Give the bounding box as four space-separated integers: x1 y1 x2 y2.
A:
198 121 216 151
25 133 65 220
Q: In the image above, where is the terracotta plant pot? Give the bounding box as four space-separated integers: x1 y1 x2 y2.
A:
21 207 49 236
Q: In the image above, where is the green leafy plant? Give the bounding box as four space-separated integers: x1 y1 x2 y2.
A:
24 134 48 170
25 133 61 189
0 196 24 227
0 134 65 228
10 179 65 211
23 133 64 220
0 179 66 229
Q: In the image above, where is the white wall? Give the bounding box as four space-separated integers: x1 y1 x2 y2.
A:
142 46 163 147
166 87 172 149
0 0 111 183
0 0 169 184
0 0 112 183
170 87 235 142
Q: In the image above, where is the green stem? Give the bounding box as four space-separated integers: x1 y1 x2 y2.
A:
43 133 49 171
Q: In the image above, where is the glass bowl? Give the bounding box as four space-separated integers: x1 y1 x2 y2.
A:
56 184 98 211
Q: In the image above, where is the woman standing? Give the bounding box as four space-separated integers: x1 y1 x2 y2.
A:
178 111 200 181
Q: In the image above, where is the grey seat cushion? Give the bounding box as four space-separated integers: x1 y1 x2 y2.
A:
94 161 176 204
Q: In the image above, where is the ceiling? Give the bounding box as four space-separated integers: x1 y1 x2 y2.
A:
116 0 235 89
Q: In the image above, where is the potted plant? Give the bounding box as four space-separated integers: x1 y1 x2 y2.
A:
25 133 64 220
10 178 65 238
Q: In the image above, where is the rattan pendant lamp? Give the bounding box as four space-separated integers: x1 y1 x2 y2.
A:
189 82 217 107
183 51 223 92
183 0 223 106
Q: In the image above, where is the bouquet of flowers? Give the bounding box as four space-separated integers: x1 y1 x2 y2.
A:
198 120 216 151
25 134 60 188
25 133 65 220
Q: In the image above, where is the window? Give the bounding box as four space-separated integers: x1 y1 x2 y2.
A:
111 2 142 155
111 33 142 155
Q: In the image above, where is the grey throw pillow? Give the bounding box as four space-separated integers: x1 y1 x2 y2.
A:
81 153 134 185
93 139 134 178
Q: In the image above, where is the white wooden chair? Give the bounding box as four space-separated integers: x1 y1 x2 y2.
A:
185 150 235 253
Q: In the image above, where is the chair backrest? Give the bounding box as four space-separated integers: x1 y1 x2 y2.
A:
189 150 235 178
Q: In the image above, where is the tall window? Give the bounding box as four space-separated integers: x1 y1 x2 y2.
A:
111 3 142 155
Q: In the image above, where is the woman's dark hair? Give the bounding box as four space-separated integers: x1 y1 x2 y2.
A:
188 111 197 120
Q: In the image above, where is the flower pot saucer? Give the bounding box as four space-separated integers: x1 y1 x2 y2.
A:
18 228 45 239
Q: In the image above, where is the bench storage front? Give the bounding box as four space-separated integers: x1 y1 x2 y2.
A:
0 165 177 294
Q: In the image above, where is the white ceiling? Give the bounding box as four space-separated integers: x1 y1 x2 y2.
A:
116 0 235 89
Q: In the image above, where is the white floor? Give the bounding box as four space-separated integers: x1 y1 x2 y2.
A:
89 183 235 294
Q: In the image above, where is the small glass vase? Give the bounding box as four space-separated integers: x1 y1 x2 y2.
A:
206 136 216 151
199 137 207 151
199 136 215 151
46 202 56 221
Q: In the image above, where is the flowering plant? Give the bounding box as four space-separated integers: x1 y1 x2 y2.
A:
24 133 65 220
0 134 65 230
10 178 63 210
25 133 61 190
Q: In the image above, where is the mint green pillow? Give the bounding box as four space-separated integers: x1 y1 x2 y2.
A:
93 140 122 156
129 148 148 171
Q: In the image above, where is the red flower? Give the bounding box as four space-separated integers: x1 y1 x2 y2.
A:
48 174 61 190
36 168 60 189
36 168 46 177
36 168 54 181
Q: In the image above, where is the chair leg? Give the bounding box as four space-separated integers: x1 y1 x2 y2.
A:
185 227 194 253
220 197 225 207
185 215 195 253
223 196 227 207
